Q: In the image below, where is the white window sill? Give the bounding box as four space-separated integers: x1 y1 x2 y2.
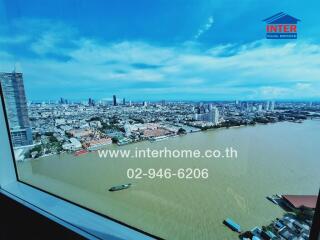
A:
0 181 154 240
0 96 155 240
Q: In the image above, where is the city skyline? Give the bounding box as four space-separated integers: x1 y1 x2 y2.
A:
1 1 320 101
24 97 320 104
1 71 319 103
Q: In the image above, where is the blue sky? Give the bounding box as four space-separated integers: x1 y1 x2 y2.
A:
0 0 320 101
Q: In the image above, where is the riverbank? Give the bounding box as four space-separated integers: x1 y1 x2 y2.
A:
16 120 320 239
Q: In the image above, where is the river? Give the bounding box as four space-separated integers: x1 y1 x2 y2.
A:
17 120 320 239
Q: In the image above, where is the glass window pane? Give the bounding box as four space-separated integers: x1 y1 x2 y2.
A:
1 1 319 239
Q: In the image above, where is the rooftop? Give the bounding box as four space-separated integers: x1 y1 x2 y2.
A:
282 195 318 209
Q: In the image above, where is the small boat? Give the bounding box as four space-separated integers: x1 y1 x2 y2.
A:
294 120 303 123
74 149 88 156
109 183 132 192
150 135 168 142
223 218 241 233
266 196 278 205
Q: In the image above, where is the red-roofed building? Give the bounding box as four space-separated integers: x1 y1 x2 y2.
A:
282 195 318 209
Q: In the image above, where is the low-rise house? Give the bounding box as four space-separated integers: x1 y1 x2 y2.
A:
85 138 112 150
55 118 66 126
89 120 102 128
274 220 286 232
282 195 317 210
142 128 170 138
69 129 93 138
62 138 82 151
278 228 296 240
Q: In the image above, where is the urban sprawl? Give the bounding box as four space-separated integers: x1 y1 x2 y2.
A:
21 96 320 161
1 71 320 163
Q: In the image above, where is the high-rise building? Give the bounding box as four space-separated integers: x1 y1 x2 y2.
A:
113 95 117 106
246 102 249 111
88 98 95 106
123 98 126 105
265 101 270 111
194 106 219 125
212 107 219 125
270 101 275 111
0 71 33 147
124 122 131 137
59 97 68 104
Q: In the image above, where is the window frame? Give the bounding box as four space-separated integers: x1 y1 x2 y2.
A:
0 82 157 240
1 81 319 239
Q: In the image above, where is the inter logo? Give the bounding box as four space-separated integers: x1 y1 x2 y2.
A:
263 12 300 39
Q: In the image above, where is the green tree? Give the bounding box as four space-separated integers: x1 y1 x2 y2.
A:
111 137 119 143
49 136 58 143
177 128 186 135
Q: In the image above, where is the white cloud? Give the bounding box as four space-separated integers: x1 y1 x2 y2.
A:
194 16 214 40
30 32 62 55
295 83 311 90
1 21 320 100
257 87 292 99
70 40 174 66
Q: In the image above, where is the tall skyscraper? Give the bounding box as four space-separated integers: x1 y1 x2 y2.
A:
270 101 275 111
59 97 68 104
0 71 33 147
212 107 219 125
246 102 249 111
88 97 95 106
113 95 117 106
194 106 219 125
123 98 126 105
265 101 270 111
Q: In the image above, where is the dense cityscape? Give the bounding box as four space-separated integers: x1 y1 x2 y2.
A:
1 71 319 240
24 97 320 159
1 71 320 162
